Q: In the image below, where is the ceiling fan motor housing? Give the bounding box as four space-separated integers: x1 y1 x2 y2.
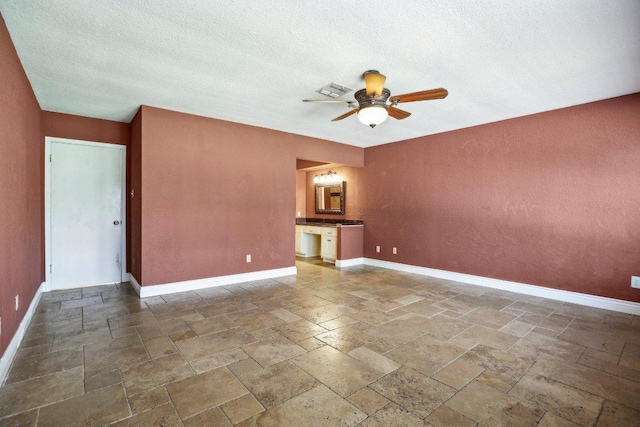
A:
355 88 390 109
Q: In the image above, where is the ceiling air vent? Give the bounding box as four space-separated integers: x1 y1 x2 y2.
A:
316 82 354 98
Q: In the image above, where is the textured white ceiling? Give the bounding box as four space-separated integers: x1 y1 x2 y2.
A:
1 1 639 148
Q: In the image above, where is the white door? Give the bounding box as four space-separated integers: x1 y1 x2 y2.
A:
49 139 125 290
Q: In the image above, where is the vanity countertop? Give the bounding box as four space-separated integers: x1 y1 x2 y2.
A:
296 218 363 227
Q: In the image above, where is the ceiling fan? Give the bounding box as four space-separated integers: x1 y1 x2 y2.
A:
303 70 448 128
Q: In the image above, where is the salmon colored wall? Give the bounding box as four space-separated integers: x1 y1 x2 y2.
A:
41 111 132 269
41 111 130 146
295 170 306 218
337 227 364 260
129 110 142 283
136 106 363 286
0 16 43 354
305 166 366 220
364 94 640 302
296 136 364 167
296 160 327 169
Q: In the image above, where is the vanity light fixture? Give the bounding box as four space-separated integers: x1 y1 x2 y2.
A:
313 171 341 184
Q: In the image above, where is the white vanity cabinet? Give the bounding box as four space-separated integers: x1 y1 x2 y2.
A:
295 225 321 257
320 228 337 262
295 225 336 262
295 228 302 255
295 223 364 266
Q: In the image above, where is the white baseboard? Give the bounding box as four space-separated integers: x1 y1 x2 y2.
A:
335 257 365 268
363 258 640 316
128 266 297 298
0 282 46 386
128 272 141 295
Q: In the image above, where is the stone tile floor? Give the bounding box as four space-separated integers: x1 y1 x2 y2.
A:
1 258 639 426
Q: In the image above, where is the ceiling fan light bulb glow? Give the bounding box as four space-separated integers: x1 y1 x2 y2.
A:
358 106 388 128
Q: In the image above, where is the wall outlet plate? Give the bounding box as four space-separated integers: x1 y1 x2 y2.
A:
375 246 380 253
392 247 397 254
246 254 251 263
632 276 640 289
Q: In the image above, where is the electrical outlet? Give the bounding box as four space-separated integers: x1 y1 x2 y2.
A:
393 247 397 255
15 295 19 311
375 246 380 253
632 276 640 289
246 254 252 263
297 211 301 217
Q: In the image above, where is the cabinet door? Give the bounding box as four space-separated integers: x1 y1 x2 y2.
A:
321 235 337 260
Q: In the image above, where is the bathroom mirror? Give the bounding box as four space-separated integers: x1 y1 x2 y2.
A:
315 182 345 214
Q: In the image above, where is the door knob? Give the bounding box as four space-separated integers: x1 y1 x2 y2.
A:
113 220 120 225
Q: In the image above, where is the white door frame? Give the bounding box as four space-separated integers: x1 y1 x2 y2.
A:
44 136 127 290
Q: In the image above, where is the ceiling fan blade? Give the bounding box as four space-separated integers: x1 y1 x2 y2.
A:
364 71 386 97
303 99 354 103
387 106 411 120
390 88 448 104
331 109 359 121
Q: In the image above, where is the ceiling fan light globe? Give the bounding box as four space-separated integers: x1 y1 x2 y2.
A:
357 106 388 127
363 71 386 97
